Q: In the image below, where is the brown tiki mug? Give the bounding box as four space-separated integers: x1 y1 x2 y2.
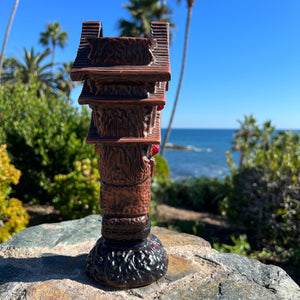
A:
70 21 171 288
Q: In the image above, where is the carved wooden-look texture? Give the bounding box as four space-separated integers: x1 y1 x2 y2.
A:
71 21 171 288
86 37 157 65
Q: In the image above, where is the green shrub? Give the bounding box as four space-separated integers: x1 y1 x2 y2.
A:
151 176 172 203
225 116 300 261
149 199 204 237
213 234 251 257
0 80 95 203
154 155 170 178
152 176 228 214
0 80 171 205
0 144 29 243
174 220 204 236
49 158 101 219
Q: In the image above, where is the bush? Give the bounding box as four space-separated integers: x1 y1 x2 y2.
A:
213 234 251 257
0 144 29 243
151 176 228 214
0 80 171 206
225 116 300 260
49 158 101 219
154 155 170 178
0 80 96 203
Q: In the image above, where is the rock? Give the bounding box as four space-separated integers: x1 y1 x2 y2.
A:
165 143 191 150
0 215 299 300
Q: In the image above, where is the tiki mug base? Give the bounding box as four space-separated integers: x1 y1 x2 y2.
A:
86 234 168 288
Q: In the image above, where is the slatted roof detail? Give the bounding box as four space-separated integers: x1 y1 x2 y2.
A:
77 81 167 105
70 22 171 83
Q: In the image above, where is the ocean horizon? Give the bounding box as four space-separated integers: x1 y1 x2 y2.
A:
160 128 237 179
160 128 300 179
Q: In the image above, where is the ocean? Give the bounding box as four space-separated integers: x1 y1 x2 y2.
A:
160 129 239 179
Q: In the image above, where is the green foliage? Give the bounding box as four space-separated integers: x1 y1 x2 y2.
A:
151 176 228 214
229 114 275 169
2 47 55 97
153 154 170 178
55 61 76 104
50 152 169 220
160 221 203 236
149 199 204 236
50 158 101 219
0 80 95 203
0 144 29 243
118 0 176 40
39 21 68 51
173 220 204 236
39 21 68 74
225 115 300 262
213 234 251 257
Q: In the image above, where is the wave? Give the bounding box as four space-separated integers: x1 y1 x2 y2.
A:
165 143 213 152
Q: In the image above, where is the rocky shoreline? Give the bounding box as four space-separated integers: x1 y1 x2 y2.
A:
165 143 200 151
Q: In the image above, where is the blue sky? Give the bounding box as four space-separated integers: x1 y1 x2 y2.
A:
1 0 300 129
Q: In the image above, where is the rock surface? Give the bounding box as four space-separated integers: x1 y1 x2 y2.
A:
0 215 299 300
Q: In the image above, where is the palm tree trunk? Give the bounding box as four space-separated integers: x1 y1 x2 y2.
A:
67 90 71 106
51 45 55 78
160 5 192 156
51 40 56 76
0 0 20 83
239 150 244 170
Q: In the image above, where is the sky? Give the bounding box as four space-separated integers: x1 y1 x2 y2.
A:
1 0 300 129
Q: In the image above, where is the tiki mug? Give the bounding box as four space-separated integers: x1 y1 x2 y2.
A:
70 21 171 288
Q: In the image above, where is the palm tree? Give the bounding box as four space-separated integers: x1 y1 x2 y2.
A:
55 61 75 104
259 120 275 152
3 47 55 97
0 0 20 83
118 0 176 39
160 0 195 157
39 21 68 75
1 57 18 83
231 114 258 169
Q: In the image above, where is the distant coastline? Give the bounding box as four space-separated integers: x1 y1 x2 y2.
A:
161 128 237 130
165 143 191 151
160 128 236 178
165 143 212 152
161 128 300 131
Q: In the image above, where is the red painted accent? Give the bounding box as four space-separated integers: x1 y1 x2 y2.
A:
149 245 155 251
157 105 165 111
152 144 160 155
94 144 100 155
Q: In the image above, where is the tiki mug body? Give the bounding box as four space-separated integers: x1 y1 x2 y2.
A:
71 21 171 288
